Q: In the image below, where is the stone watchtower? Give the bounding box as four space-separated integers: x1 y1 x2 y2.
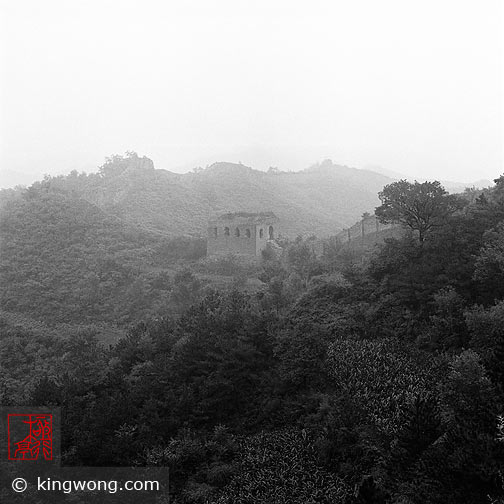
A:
207 212 279 258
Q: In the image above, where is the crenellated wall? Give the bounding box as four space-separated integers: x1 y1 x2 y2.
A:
336 215 398 244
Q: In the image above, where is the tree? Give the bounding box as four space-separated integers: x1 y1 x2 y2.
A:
169 268 202 312
286 237 321 286
375 180 463 243
473 222 504 301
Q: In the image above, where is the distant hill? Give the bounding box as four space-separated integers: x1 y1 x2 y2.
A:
362 164 493 194
17 153 394 238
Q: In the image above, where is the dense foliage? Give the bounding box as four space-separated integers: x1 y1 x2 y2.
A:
0 187 207 326
1 174 504 503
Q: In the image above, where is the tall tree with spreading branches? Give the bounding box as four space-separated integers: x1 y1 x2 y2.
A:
375 180 463 243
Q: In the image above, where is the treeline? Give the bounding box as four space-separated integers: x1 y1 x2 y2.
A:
1 177 504 503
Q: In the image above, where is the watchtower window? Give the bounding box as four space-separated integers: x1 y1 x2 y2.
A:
213 227 218 238
224 227 230 236
235 227 240 237
245 229 251 238
259 228 264 238
268 226 274 239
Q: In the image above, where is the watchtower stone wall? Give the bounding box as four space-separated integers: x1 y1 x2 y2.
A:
207 212 279 258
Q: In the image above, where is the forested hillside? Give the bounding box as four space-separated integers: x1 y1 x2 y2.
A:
1 172 504 503
0 152 394 328
3 152 393 237
0 188 206 327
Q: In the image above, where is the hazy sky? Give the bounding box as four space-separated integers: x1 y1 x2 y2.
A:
0 0 502 188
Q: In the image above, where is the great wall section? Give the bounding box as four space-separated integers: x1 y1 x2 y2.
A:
336 214 402 247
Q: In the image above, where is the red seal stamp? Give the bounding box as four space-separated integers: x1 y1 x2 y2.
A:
7 413 53 461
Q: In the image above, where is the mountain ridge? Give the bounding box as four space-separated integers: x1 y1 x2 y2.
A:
3 153 491 238
3 154 393 237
